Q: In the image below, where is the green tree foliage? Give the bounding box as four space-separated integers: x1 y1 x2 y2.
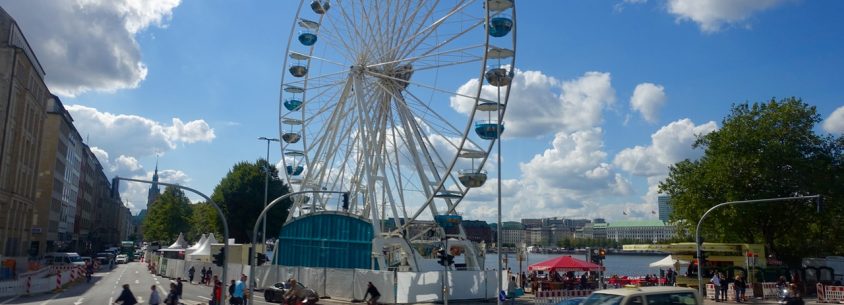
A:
141 186 193 243
212 159 292 243
659 98 844 264
188 202 221 241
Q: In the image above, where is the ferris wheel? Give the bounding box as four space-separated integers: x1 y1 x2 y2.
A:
277 0 516 271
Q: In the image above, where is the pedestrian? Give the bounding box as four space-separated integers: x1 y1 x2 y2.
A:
149 285 161 305
229 279 236 303
207 269 213 286
201 267 207 285
734 275 746 303
176 277 184 299
720 273 729 301
507 276 516 305
364 282 381 305
165 282 179 305
710 272 722 302
231 275 246 305
211 276 222 305
188 266 196 284
114 284 138 305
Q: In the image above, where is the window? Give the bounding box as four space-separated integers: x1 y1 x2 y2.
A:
645 292 697 305
629 296 644 305
582 293 624 305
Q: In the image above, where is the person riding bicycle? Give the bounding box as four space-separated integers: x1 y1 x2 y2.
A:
283 279 304 305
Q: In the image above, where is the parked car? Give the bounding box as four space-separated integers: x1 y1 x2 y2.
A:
263 281 319 304
115 254 128 264
44 252 86 267
582 286 701 305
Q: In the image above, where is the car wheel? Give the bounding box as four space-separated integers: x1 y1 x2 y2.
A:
265 291 274 303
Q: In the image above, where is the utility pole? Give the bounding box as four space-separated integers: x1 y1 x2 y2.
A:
258 137 279 243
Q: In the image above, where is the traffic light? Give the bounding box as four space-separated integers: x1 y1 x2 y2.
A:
111 177 120 198
213 248 225 267
590 249 601 264
436 248 455 266
698 251 707 267
256 252 268 265
341 192 349 210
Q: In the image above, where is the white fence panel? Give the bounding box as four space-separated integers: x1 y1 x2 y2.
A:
0 278 23 297
300 267 326 296
353 269 395 302
396 271 440 303
324 268 356 300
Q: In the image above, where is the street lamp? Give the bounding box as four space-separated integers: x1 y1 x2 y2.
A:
258 137 280 243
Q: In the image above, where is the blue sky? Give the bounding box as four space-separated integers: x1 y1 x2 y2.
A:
3 0 843 223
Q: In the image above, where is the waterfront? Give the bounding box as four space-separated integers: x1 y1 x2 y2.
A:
484 253 666 276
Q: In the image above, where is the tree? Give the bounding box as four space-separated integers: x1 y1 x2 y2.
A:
659 98 844 264
142 186 193 243
188 202 221 241
212 159 292 243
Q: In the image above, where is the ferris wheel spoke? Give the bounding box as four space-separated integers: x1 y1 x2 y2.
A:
362 68 499 104
394 0 477 61
367 44 485 70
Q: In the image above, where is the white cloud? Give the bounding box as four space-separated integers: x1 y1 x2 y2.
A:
120 168 191 214
666 0 789 33
520 128 632 195
613 118 717 177
822 106 844 134
451 70 616 138
0 0 181 96
630 83 667 123
66 105 215 158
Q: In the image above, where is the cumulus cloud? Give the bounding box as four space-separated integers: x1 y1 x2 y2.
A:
0 0 181 96
66 105 215 158
630 83 667 123
613 118 717 177
120 168 191 214
451 69 616 138
520 128 632 195
822 106 844 134
666 0 789 33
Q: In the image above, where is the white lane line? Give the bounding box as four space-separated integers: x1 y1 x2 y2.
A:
73 297 84 305
0 295 19 304
135 280 139 284
197 296 211 300
109 297 113 305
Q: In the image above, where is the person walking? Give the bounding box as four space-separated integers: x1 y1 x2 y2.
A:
201 267 207 285
231 275 246 305
176 278 184 299
211 276 222 305
734 275 746 303
165 282 179 305
720 273 729 301
207 269 214 286
149 285 161 305
114 284 138 305
188 266 196 284
364 282 381 305
710 272 722 302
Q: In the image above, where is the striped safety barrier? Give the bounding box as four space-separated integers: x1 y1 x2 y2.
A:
534 289 595 305
822 285 844 303
817 283 825 303
760 282 780 299
55 271 61 291
26 276 31 295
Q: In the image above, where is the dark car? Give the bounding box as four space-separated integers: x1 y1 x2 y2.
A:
263 281 319 304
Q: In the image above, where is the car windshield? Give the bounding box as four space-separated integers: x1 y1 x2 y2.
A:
68 256 83 262
582 293 624 305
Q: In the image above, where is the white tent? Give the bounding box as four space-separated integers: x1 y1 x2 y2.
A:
649 255 690 268
187 234 207 251
167 233 189 249
187 233 218 259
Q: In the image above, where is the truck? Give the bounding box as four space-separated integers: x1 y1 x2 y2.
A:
120 241 135 262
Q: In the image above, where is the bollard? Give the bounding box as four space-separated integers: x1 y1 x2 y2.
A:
26 276 31 295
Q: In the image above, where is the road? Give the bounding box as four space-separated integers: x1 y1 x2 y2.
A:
0 262 284 305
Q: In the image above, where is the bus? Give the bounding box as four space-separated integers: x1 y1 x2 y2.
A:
120 241 135 262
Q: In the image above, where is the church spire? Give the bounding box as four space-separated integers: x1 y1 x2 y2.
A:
147 158 161 206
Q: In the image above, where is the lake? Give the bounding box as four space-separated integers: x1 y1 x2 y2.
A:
483 253 667 276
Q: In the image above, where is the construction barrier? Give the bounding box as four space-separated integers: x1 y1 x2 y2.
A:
759 282 780 299
55 271 61 291
25 276 31 295
534 289 595 305
821 284 844 303
817 283 825 302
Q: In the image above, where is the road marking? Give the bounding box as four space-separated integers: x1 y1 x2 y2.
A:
198 296 211 300
0 295 19 304
73 297 84 305
109 297 113 304
135 280 139 284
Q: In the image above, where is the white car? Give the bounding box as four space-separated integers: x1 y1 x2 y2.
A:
115 254 128 264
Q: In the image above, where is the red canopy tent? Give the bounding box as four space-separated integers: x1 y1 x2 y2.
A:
528 255 604 272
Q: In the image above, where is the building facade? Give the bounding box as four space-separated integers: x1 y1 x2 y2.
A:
32 95 83 256
606 220 676 242
658 195 671 223
0 8 49 257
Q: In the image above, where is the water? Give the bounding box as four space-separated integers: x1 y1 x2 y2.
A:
483 253 664 276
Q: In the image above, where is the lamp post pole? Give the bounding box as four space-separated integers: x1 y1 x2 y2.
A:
694 195 820 297
258 137 279 243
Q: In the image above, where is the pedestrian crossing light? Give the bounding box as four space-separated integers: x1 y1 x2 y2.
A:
213 248 225 267
341 192 350 210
